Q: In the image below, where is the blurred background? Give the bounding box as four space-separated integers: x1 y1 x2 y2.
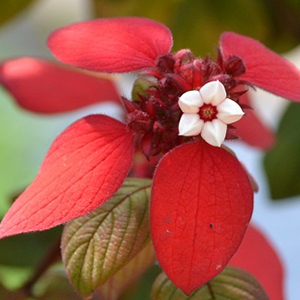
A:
0 0 300 299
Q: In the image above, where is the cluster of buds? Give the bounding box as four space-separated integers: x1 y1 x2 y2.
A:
126 49 248 156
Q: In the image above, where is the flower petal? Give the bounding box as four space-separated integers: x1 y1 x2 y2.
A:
151 141 253 295
0 58 120 114
0 115 134 238
201 119 227 147
200 80 226 105
178 90 203 113
220 32 300 101
234 92 275 149
178 114 204 136
230 224 284 300
217 98 244 124
48 17 173 73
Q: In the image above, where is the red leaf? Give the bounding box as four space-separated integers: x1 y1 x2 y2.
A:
0 57 120 114
151 141 253 295
220 32 300 101
0 115 134 238
230 224 285 300
48 17 173 73
235 92 275 149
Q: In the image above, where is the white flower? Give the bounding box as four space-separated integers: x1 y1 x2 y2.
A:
178 80 244 147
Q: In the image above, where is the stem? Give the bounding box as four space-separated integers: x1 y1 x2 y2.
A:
20 238 61 296
207 282 216 300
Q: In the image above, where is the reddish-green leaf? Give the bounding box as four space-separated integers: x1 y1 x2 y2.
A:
61 178 152 298
97 241 156 300
151 141 253 295
151 266 269 299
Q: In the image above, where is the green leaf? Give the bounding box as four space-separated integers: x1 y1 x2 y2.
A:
151 266 269 299
131 76 156 102
0 266 31 290
92 0 300 54
0 227 62 267
92 0 270 56
32 268 83 300
264 103 300 199
61 178 152 298
0 0 37 26
97 241 156 300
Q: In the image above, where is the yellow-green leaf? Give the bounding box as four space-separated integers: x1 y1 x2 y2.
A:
61 178 152 298
151 266 269 299
97 241 156 300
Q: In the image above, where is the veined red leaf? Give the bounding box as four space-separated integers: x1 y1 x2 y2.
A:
97 241 156 300
48 17 173 73
151 141 253 295
61 178 152 298
230 224 284 300
221 145 258 193
0 115 134 238
0 57 120 114
151 266 269 300
220 32 300 101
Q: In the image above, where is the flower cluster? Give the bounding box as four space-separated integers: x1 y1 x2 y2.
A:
0 17 300 295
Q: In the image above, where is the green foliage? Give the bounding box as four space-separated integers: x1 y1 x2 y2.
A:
264 103 300 199
93 0 269 56
0 227 61 267
92 0 300 55
0 0 37 25
262 0 300 52
151 266 269 299
61 178 152 298
33 269 83 300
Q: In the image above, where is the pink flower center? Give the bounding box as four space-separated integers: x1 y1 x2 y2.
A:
199 104 218 122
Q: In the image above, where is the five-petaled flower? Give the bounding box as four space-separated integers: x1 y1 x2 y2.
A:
178 80 244 146
0 17 300 295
